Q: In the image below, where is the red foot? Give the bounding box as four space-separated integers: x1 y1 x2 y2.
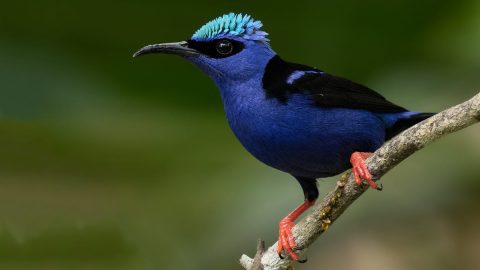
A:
350 152 381 190
276 200 314 261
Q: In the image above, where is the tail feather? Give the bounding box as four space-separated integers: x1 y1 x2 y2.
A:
385 112 435 140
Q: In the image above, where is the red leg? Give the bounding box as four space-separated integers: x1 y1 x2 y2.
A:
350 152 381 190
276 200 314 261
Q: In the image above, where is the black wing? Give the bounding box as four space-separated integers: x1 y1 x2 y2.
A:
293 71 407 113
262 55 407 113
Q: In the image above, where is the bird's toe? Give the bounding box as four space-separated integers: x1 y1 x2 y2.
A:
277 218 299 261
350 152 381 190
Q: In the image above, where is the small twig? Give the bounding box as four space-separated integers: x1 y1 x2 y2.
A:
240 239 265 270
240 92 480 270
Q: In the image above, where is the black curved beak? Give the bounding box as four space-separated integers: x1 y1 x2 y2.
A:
133 41 199 58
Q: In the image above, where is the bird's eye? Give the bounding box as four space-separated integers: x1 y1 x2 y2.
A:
215 40 233 55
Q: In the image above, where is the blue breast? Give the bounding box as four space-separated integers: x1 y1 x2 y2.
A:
218 78 386 178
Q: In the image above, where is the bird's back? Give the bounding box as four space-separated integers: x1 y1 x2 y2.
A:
218 55 432 178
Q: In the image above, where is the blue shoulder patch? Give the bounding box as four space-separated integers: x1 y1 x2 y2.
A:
192 13 268 41
286 70 321 85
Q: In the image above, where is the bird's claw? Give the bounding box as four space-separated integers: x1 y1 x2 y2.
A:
276 218 299 261
298 257 308 263
376 183 383 191
277 243 306 262
276 200 313 262
350 152 381 190
293 246 303 251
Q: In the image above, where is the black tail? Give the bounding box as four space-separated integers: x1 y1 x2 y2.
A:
386 112 436 140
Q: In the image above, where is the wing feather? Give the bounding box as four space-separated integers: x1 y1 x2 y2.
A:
293 72 407 113
262 55 407 113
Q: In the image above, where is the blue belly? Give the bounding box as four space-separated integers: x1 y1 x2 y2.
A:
224 94 386 178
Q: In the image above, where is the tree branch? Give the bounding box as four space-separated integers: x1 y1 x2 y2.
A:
240 92 480 270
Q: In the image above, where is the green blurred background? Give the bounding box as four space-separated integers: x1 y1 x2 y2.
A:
1 0 479 269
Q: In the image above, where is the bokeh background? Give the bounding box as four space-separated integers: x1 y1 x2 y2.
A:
1 0 480 269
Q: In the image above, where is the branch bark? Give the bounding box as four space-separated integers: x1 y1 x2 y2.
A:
240 92 480 270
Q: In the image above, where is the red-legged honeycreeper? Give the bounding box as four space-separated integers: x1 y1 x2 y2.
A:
133 13 434 261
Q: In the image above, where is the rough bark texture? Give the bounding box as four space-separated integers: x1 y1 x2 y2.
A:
240 92 480 270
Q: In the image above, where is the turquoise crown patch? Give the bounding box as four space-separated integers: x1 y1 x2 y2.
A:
192 13 268 41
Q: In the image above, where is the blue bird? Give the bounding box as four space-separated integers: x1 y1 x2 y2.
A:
134 13 434 261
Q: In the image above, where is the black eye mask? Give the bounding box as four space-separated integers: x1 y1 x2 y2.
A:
187 39 245 59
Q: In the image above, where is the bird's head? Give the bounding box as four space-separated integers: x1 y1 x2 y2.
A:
134 13 275 83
